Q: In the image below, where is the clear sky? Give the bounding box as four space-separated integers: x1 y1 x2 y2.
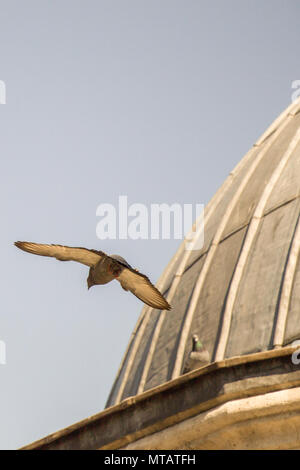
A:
1 0 300 449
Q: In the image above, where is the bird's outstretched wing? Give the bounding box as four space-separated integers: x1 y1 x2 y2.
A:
117 266 171 310
14 241 104 267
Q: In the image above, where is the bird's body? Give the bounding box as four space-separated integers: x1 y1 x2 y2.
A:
14 241 171 310
183 334 209 373
89 257 120 286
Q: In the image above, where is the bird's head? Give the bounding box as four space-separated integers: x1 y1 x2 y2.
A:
87 274 95 290
192 334 203 351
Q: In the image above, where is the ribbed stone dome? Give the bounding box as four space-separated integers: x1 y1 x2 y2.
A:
106 98 300 408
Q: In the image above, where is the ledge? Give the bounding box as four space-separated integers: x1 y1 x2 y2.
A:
21 346 300 450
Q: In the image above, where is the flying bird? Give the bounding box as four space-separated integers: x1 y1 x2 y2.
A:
14 241 171 311
183 334 210 374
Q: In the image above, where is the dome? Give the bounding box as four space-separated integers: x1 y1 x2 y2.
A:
106 98 300 408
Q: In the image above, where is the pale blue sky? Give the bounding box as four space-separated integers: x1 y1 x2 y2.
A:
1 0 299 449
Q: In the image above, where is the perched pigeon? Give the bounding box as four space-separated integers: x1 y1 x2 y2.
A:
14 241 171 310
183 334 209 373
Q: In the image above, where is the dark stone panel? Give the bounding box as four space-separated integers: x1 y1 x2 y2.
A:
265 141 300 213
284 214 300 345
120 309 161 400
184 227 248 367
223 113 300 238
225 199 300 357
